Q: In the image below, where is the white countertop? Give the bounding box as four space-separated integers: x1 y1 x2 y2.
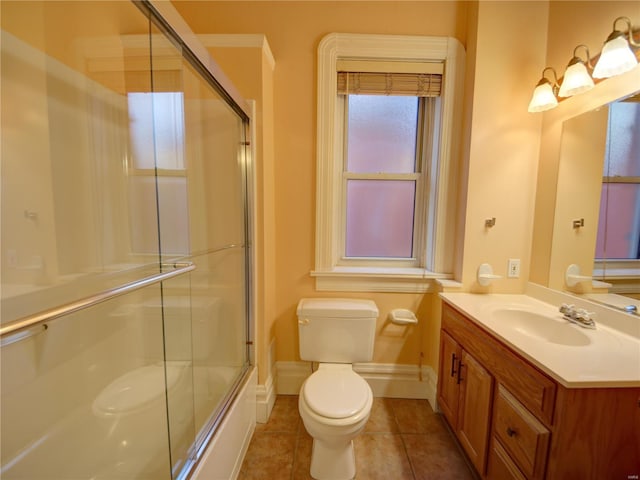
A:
440 290 640 388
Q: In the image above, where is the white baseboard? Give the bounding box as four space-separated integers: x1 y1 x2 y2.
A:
276 361 438 410
255 338 277 423
255 372 276 424
276 361 312 394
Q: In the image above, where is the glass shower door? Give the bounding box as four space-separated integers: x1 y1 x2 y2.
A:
1 2 181 478
147 18 251 474
1 1 252 479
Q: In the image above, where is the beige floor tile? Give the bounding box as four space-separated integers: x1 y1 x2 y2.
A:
389 399 443 434
255 395 301 433
239 395 476 480
237 432 297 480
365 397 400 433
354 433 415 480
402 433 475 480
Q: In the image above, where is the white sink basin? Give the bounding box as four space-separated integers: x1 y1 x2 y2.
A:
490 308 592 346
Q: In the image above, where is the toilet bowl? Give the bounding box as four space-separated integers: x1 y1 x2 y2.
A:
298 364 373 480
296 298 379 480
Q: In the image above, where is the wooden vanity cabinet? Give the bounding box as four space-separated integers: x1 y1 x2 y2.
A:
438 302 640 480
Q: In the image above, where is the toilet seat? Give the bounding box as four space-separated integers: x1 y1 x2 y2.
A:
303 365 370 419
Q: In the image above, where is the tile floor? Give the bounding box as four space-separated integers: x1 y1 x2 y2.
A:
238 395 476 480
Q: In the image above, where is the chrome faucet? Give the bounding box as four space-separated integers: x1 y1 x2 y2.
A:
559 303 596 329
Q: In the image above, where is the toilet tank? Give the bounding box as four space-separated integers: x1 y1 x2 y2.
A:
297 298 378 363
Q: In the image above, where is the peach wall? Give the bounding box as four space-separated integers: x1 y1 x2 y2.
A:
459 1 549 292
530 1 640 289
172 1 469 374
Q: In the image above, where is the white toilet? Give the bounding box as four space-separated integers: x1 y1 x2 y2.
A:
297 298 378 480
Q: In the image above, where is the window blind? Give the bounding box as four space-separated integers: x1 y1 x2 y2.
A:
336 59 443 97
337 62 442 97
337 71 442 97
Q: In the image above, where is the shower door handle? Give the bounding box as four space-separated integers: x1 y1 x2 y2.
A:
1 323 48 347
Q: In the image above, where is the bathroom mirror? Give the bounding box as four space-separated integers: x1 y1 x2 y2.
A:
557 89 640 307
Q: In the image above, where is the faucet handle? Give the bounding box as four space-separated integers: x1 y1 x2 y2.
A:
578 309 595 319
559 303 574 315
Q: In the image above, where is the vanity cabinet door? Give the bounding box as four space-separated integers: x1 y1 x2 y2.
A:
457 349 493 475
437 330 461 427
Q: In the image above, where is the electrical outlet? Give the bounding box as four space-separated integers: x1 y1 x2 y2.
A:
508 258 520 278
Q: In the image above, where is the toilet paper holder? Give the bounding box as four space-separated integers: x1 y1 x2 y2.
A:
388 309 418 325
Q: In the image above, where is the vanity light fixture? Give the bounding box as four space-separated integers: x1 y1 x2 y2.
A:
593 17 639 79
528 15 639 113
558 45 594 97
527 67 559 113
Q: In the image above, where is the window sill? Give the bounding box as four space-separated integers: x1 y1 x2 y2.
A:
594 268 640 279
311 267 452 293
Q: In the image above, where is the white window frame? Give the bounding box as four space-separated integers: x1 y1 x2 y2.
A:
312 33 465 293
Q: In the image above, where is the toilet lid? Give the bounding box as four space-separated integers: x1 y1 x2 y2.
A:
303 367 370 419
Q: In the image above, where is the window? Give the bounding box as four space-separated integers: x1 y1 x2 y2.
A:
313 34 465 292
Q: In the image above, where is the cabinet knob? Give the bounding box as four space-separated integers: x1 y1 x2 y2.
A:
506 427 517 437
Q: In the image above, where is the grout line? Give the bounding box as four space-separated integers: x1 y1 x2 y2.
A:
398 433 418 480
290 431 300 480
391 399 418 479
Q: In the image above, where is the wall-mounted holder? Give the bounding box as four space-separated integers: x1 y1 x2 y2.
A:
24 209 38 220
485 217 496 228
565 263 592 287
388 309 418 325
573 218 584 229
477 263 502 286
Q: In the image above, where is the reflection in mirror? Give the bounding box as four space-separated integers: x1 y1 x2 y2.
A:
596 95 640 255
560 91 640 310
594 92 640 298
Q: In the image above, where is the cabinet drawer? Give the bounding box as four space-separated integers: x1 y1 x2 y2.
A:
442 303 556 425
487 438 527 480
494 385 550 480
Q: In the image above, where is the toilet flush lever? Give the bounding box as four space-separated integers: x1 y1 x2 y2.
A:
298 318 310 325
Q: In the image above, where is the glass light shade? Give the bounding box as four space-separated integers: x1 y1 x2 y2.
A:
593 35 639 78
558 61 594 97
527 81 558 112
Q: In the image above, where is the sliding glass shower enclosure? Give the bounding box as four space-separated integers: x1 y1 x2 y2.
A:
1 1 253 478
